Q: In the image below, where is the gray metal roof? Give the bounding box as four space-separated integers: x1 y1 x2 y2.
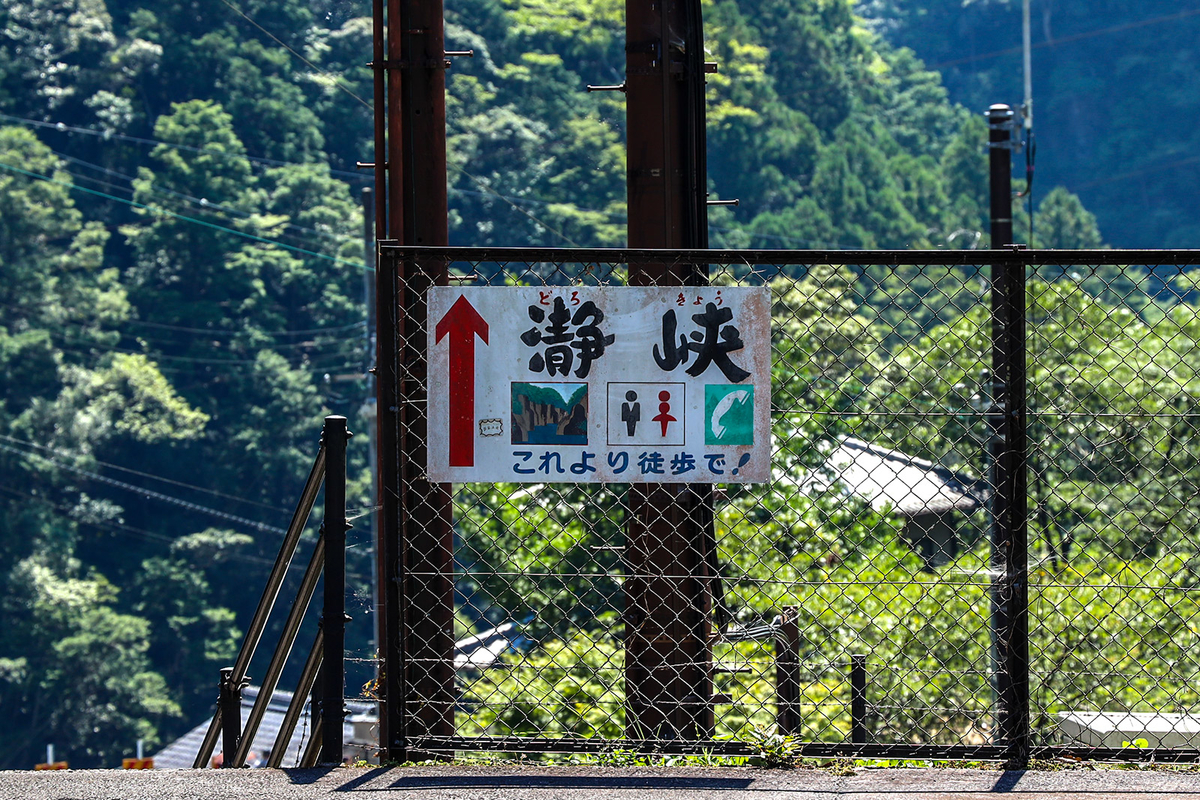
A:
152 686 375 769
154 622 528 769
811 437 986 517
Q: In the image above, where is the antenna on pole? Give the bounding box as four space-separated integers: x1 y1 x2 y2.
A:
1020 0 1036 245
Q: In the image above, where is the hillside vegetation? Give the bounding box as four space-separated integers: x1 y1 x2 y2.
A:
0 0 1122 767
864 0 1200 248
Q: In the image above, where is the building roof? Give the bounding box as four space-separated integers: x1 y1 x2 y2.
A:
152 686 374 769
154 622 528 769
810 437 986 517
1057 711 1200 749
455 621 531 670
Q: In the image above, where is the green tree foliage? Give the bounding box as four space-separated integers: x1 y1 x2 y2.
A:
0 559 181 768
1034 187 1103 250
867 0 1200 248
0 0 1127 764
0 129 205 767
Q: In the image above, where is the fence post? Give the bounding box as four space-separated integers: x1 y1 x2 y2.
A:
988 102 1031 767
320 415 349 764
774 606 801 736
850 654 867 745
218 667 242 767
988 104 1014 248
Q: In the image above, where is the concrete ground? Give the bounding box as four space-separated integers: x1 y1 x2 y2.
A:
6 764 1200 800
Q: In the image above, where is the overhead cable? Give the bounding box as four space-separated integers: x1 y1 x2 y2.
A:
928 8 1200 70
0 432 289 513
218 0 371 108
0 159 370 272
55 149 357 246
0 440 288 535
0 111 366 179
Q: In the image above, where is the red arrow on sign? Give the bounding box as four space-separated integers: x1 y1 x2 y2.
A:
435 295 489 467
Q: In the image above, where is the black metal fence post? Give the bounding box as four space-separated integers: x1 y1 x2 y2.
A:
988 105 1031 766
218 667 242 767
988 104 1015 248
320 415 350 764
850 655 867 745
775 606 801 736
993 246 1030 766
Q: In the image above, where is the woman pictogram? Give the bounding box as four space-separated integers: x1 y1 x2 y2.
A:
652 389 677 437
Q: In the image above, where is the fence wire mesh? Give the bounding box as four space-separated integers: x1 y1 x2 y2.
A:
381 246 1200 761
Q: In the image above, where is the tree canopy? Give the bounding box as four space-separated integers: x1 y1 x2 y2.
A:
0 0 1135 766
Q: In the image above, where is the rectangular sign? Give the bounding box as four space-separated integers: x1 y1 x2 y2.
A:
427 286 771 483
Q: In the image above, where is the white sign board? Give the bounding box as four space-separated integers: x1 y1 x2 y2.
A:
427 286 771 483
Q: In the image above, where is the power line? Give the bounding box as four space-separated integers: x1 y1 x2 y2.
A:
51 335 365 375
3 103 875 249
1 112 610 246
0 299 367 345
54 163 363 262
0 440 289 535
218 0 371 108
0 433 291 513
123 318 366 337
0 159 371 272
928 8 1200 70
0 111 367 180
0 483 306 572
55 148 358 247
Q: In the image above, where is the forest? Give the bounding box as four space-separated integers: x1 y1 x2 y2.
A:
0 0 1194 767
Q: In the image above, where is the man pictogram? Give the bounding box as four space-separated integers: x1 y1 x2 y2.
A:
621 390 641 436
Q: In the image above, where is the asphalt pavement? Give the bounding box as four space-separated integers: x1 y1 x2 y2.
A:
6 763 1200 799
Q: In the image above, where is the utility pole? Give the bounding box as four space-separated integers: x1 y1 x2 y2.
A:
622 0 716 740
372 0 454 762
360 187 379 658
1020 0 1036 246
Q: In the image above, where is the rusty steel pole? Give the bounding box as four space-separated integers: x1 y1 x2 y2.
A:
623 0 716 741
373 0 454 763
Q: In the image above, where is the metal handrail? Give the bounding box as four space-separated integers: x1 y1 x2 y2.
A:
192 441 327 768
231 535 326 766
267 629 324 768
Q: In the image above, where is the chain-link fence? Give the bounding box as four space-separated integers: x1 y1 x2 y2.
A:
379 246 1200 762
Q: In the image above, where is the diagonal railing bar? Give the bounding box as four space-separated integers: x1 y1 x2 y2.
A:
193 439 327 769
231 536 326 766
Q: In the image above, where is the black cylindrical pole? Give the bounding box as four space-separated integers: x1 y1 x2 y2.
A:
993 253 1030 767
987 103 1030 766
320 415 349 764
850 655 867 745
218 667 242 768
988 104 1014 248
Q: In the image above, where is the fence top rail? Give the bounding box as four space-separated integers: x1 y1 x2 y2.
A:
377 244 1200 268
